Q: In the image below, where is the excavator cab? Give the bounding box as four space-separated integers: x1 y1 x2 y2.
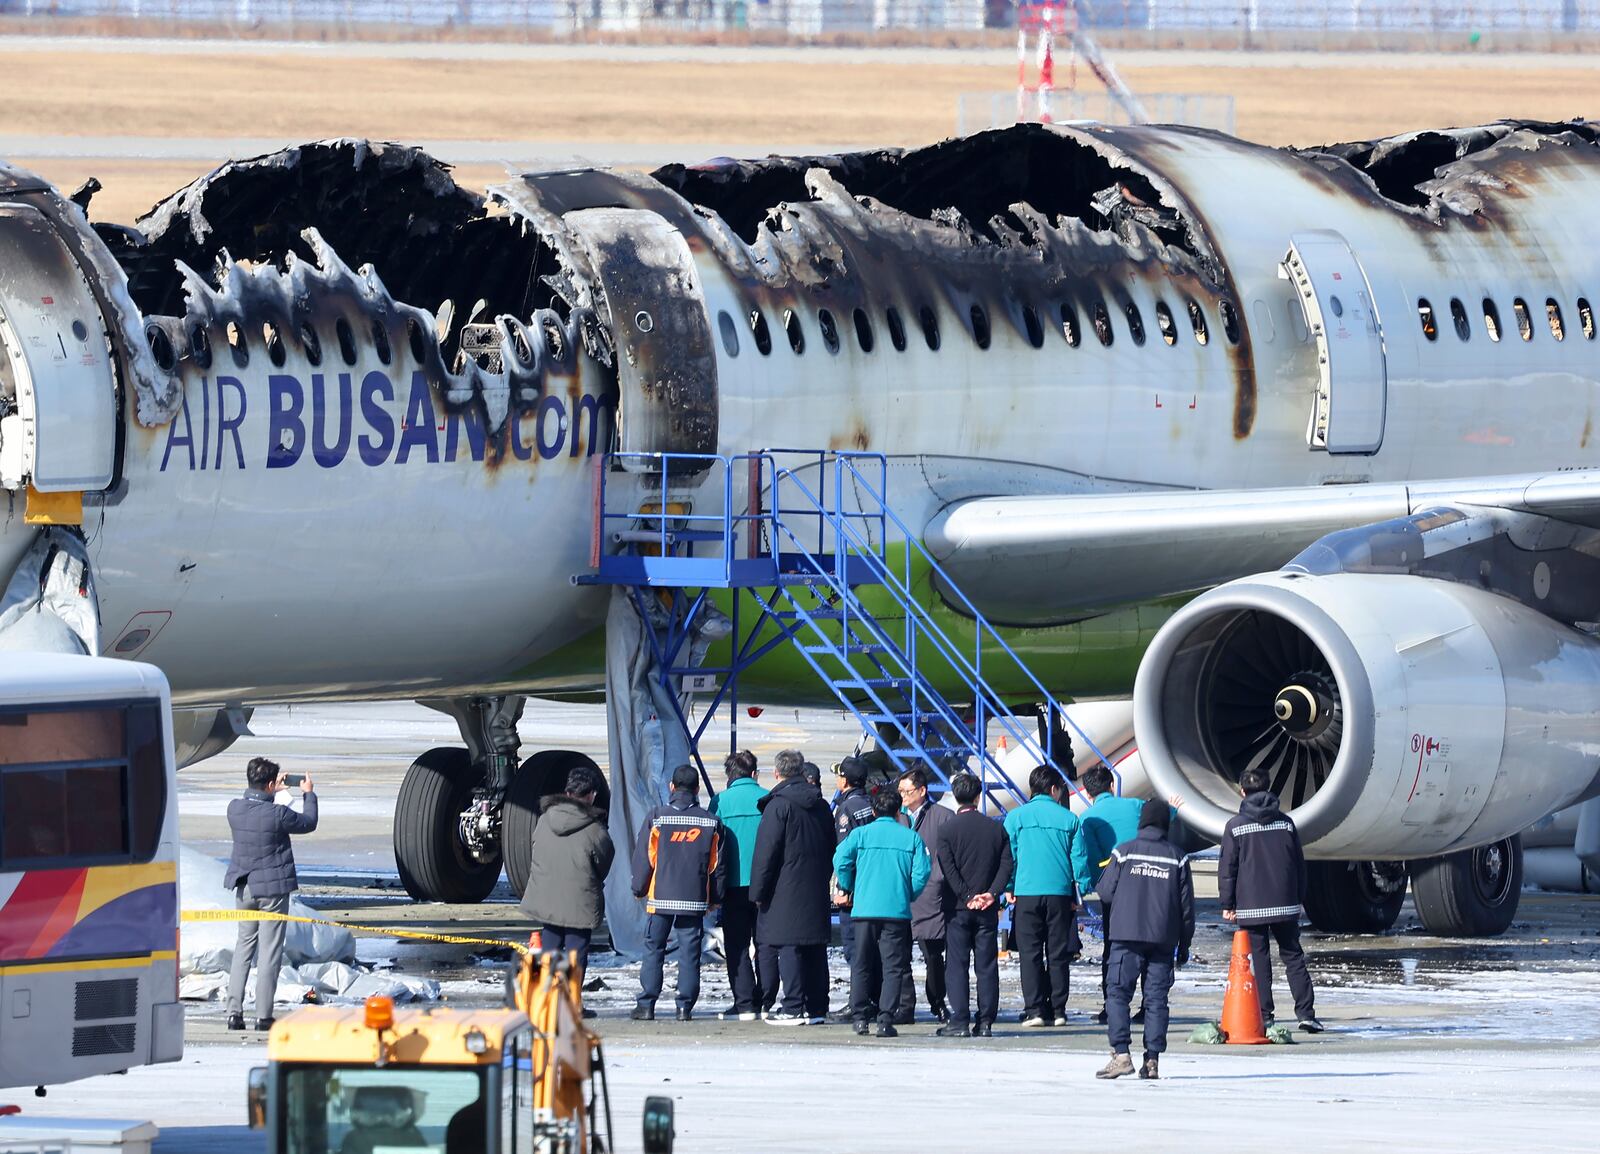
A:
248 941 674 1154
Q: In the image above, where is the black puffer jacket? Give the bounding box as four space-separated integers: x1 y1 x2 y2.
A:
224 789 319 898
520 795 615 930
1218 791 1308 927
749 778 836 946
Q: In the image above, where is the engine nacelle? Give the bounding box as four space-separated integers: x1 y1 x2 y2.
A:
1134 571 1600 859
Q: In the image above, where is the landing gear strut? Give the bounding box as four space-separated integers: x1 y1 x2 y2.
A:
1411 834 1523 937
1303 859 1407 934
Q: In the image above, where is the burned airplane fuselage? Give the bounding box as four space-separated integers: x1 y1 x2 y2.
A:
4 121 1600 706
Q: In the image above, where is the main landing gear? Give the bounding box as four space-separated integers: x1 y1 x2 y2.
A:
392 696 607 903
1302 836 1524 938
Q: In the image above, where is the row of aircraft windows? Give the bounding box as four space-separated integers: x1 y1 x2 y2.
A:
147 313 555 374
1416 295 1599 345
717 295 1244 360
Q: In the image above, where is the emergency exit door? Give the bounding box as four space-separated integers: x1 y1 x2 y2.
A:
1282 230 1388 455
0 204 117 492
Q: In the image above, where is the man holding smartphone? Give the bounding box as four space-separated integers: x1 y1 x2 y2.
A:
225 757 319 1032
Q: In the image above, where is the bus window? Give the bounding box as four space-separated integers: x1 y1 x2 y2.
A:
0 699 166 867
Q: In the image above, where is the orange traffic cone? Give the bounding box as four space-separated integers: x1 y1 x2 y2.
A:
997 735 1008 754
1220 929 1270 1044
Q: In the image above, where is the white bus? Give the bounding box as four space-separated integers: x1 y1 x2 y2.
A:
0 653 182 1090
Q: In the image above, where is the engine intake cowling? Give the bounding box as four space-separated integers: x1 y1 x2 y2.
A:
1134 571 1600 859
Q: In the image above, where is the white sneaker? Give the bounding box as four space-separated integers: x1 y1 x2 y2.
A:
766 1012 810 1026
1053 1015 1071 1027
1021 1016 1050 1028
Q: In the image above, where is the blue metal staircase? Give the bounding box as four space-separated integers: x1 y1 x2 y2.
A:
579 451 1116 806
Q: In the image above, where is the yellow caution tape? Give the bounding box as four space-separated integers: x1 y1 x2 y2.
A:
181 908 532 959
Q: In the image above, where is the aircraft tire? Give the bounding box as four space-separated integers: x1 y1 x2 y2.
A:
1410 834 1523 937
1302 860 1406 934
394 746 502 903
503 750 607 899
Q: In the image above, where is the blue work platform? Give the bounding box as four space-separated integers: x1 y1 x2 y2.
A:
576 450 1116 807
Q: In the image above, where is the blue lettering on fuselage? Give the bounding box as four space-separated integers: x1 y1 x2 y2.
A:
157 371 610 472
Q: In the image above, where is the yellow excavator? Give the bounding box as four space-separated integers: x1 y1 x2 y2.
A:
247 940 673 1154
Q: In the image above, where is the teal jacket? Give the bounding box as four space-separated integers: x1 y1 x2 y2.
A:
711 776 769 888
833 815 931 921
1003 794 1091 898
1080 793 1146 890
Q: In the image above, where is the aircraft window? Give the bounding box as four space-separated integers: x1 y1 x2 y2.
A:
1417 298 1438 342
541 317 566 362
1186 299 1209 346
1328 295 1344 318
406 318 429 364
818 308 840 354
853 308 875 352
918 305 940 351
336 318 358 365
970 305 991 350
1449 297 1470 341
1482 298 1501 342
1124 300 1146 346
1513 297 1534 341
1250 300 1275 344
885 307 907 351
1284 299 1309 343
1546 298 1565 341
226 321 249 368
189 324 212 370
1220 300 1241 344
749 309 773 356
1579 298 1596 340
145 324 176 373
300 323 323 366
1153 301 1177 347
1091 300 1114 347
783 309 805 354
1059 303 1081 348
717 310 740 357
1022 304 1044 349
372 320 393 364
264 322 288 369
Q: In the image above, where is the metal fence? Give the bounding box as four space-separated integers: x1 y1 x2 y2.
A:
4 0 1600 36
957 89 1235 134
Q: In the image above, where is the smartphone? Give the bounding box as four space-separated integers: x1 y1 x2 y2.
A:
280 773 307 789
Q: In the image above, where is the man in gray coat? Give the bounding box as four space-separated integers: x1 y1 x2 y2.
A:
225 757 319 1032
519 765 615 978
897 767 953 1023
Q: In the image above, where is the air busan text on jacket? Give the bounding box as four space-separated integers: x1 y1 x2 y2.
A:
6 120 1600 938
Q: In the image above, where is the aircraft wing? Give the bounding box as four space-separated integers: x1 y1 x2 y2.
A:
922 468 1600 626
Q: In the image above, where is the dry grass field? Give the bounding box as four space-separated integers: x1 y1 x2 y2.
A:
2 46 1598 221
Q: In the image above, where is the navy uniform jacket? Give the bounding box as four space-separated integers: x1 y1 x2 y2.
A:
1217 791 1308 927
1096 829 1195 952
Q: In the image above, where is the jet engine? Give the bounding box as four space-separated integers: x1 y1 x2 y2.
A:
1134 571 1600 863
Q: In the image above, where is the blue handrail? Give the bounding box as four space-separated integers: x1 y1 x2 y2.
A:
769 453 1120 798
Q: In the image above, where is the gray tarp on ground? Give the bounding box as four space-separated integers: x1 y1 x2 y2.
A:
602 586 728 959
0 526 100 654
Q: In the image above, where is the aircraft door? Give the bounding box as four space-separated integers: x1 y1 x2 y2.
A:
0 204 117 493
1282 230 1388 455
562 207 717 469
